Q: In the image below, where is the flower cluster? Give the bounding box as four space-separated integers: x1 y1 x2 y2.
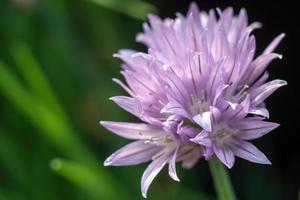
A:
101 3 286 198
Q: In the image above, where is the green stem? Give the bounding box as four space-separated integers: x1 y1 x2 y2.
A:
208 157 237 200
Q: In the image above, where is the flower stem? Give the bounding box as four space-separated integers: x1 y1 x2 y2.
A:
208 157 237 200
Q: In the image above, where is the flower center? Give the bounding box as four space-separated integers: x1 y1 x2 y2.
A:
213 124 238 146
144 135 174 145
190 90 209 115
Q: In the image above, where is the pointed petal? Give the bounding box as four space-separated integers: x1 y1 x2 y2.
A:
263 33 285 55
251 79 287 106
110 96 141 117
104 141 160 166
213 84 229 106
226 100 238 110
141 154 169 198
248 107 270 118
245 53 282 85
100 121 163 140
193 111 212 132
224 94 250 121
235 118 279 140
232 140 271 164
112 78 135 97
188 2 200 16
168 147 180 182
213 145 235 168
191 130 212 146
161 101 190 119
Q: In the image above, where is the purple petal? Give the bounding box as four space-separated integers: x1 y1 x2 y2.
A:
191 130 212 146
104 141 160 166
168 147 180 181
213 84 229 106
112 78 135 97
177 122 199 138
244 53 282 85
110 96 141 117
213 145 235 168
224 94 250 121
232 140 271 164
193 111 212 132
251 79 287 106
248 107 270 118
263 33 285 55
141 154 169 198
187 2 200 17
100 121 163 140
235 118 279 140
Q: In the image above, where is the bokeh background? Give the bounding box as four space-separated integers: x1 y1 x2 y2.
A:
0 0 299 199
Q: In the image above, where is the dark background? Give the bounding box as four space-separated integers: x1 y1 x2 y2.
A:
0 0 299 199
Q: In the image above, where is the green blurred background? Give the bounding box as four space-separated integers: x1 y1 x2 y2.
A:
0 0 298 199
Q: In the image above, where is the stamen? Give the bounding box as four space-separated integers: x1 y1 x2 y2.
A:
213 124 238 145
236 84 249 98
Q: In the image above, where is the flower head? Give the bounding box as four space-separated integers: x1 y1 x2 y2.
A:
101 3 286 198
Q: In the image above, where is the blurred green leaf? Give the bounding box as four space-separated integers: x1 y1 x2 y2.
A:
11 42 64 116
50 158 119 200
87 0 157 20
0 60 130 200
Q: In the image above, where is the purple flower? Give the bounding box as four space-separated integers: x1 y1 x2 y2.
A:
101 3 286 198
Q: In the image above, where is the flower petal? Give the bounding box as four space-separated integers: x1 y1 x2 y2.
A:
193 111 212 132
244 53 282 85
263 33 285 55
110 96 141 117
232 140 271 164
213 145 235 168
141 154 169 198
191 130 212 147
104 141 161 166
100 121 164 140
235 118 279 140
251 79 287 106
248 107 270 118
168 147 180 182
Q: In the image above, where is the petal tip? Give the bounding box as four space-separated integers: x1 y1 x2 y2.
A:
99 121 106 126
103 158 112 166
169 172 180 182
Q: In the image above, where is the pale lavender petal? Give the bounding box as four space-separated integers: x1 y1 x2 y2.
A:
244 53 282 85
177 122 199 138
110 96 141 117
248 107 270 118
193 111 212 132
232 140 271 164
225 100 238 110
213 84 229 106
263 33 285 55
191 130 212 146
204 147 214 160
224 94 250 121
251 79 287 106
213 145 235 168
104 141 161 166
235 118 279 140
112 78 135 97
100 121 163 140
141 154 169 198
168 147 180 181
